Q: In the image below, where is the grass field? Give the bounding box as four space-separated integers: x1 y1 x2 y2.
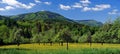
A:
0 43 120 54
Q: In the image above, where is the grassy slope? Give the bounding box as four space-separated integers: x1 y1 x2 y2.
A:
0 43 120 54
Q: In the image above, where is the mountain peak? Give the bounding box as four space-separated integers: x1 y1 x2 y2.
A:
10 11 66 20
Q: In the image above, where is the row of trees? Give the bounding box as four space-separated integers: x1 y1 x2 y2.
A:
0 17 120 46
92 18 120 44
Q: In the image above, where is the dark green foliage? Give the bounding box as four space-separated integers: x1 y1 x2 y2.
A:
0 11 120 45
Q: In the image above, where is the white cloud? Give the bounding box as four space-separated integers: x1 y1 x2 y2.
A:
0 0 36 10
80 0 91 7
82 7 91 11
35 0 41 3
82 4 111 11
0 6 15 11
72 3 83 8
60 4 71 10
0 8 5 11
34 0 51 5
44 2 51 5
59 0 111 12
92 4 111 11
108 9 119 15
26 3 36 9
80 0 91 4
0 0 52 11
5 6 15 10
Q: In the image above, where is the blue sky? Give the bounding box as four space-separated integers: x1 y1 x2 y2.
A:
0 0 120 22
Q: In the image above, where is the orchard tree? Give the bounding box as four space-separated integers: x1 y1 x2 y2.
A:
0 25 9 45
32 33 42 45
60 29 72 50
118 29 120 43
87 31 92 47
14 29 22 46
24 28 32 42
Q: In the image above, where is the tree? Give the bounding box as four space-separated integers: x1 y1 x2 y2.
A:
117 28 120 43
0 25 9 45
24 28 32 42
87 31 92 47
92 31 108 45
36 22 42 33
60 29 72 50
32 33 42 45
78 34 88 43
46 28 55 46
14 29 22 46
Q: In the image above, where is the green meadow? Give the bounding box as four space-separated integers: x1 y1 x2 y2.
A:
0 43 120 54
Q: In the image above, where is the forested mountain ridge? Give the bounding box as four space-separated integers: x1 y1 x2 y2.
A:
10 11 103 26
0 11 120 46
0 15 9 20
10 11 70 21
1 11 103 26
76 20 103 27
0 11 99 45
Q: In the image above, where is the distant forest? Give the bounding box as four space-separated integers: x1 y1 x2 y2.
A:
0 11 120 46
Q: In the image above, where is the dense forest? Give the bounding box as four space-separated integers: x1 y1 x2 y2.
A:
0 11 120 45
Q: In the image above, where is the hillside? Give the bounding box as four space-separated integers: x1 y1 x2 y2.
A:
10 11 103 27
0 15 9 20
76 20 103 27
1 11 96 45
10 11 66 20
0 10 120 45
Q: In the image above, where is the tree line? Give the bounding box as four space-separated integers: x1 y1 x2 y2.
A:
0 17 120 46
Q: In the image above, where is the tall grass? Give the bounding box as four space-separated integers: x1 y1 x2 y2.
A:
0 43 120 54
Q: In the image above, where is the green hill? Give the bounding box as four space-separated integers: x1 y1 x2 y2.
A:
76 20 103 27
0 15 9 20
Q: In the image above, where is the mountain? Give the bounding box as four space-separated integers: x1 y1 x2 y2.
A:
76 20 103 27
3 11 102 27
10 11 66 20
0 15 9 20
10 11 80 25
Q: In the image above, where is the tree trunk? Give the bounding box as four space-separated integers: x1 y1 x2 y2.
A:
17 42 20 46
17 41 20 46
66 41 68 50
101 42 104 45
50 42 52 46
61 42 63 46
39 42 40 45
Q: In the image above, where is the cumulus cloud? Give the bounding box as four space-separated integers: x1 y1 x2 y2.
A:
34 0 51 5
72 3 83 8
92 4 111 11
82 7 91 11
0 0 52 11
44 2 51 5
0 8 5 11
5 6 15 10
82 4 111 11
0 6 14 11
60 4 71 10
1 0 36 9
60 0 111 12
0 0 36 10
80 0 91 4
35 0 41 3
108 9 120 15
